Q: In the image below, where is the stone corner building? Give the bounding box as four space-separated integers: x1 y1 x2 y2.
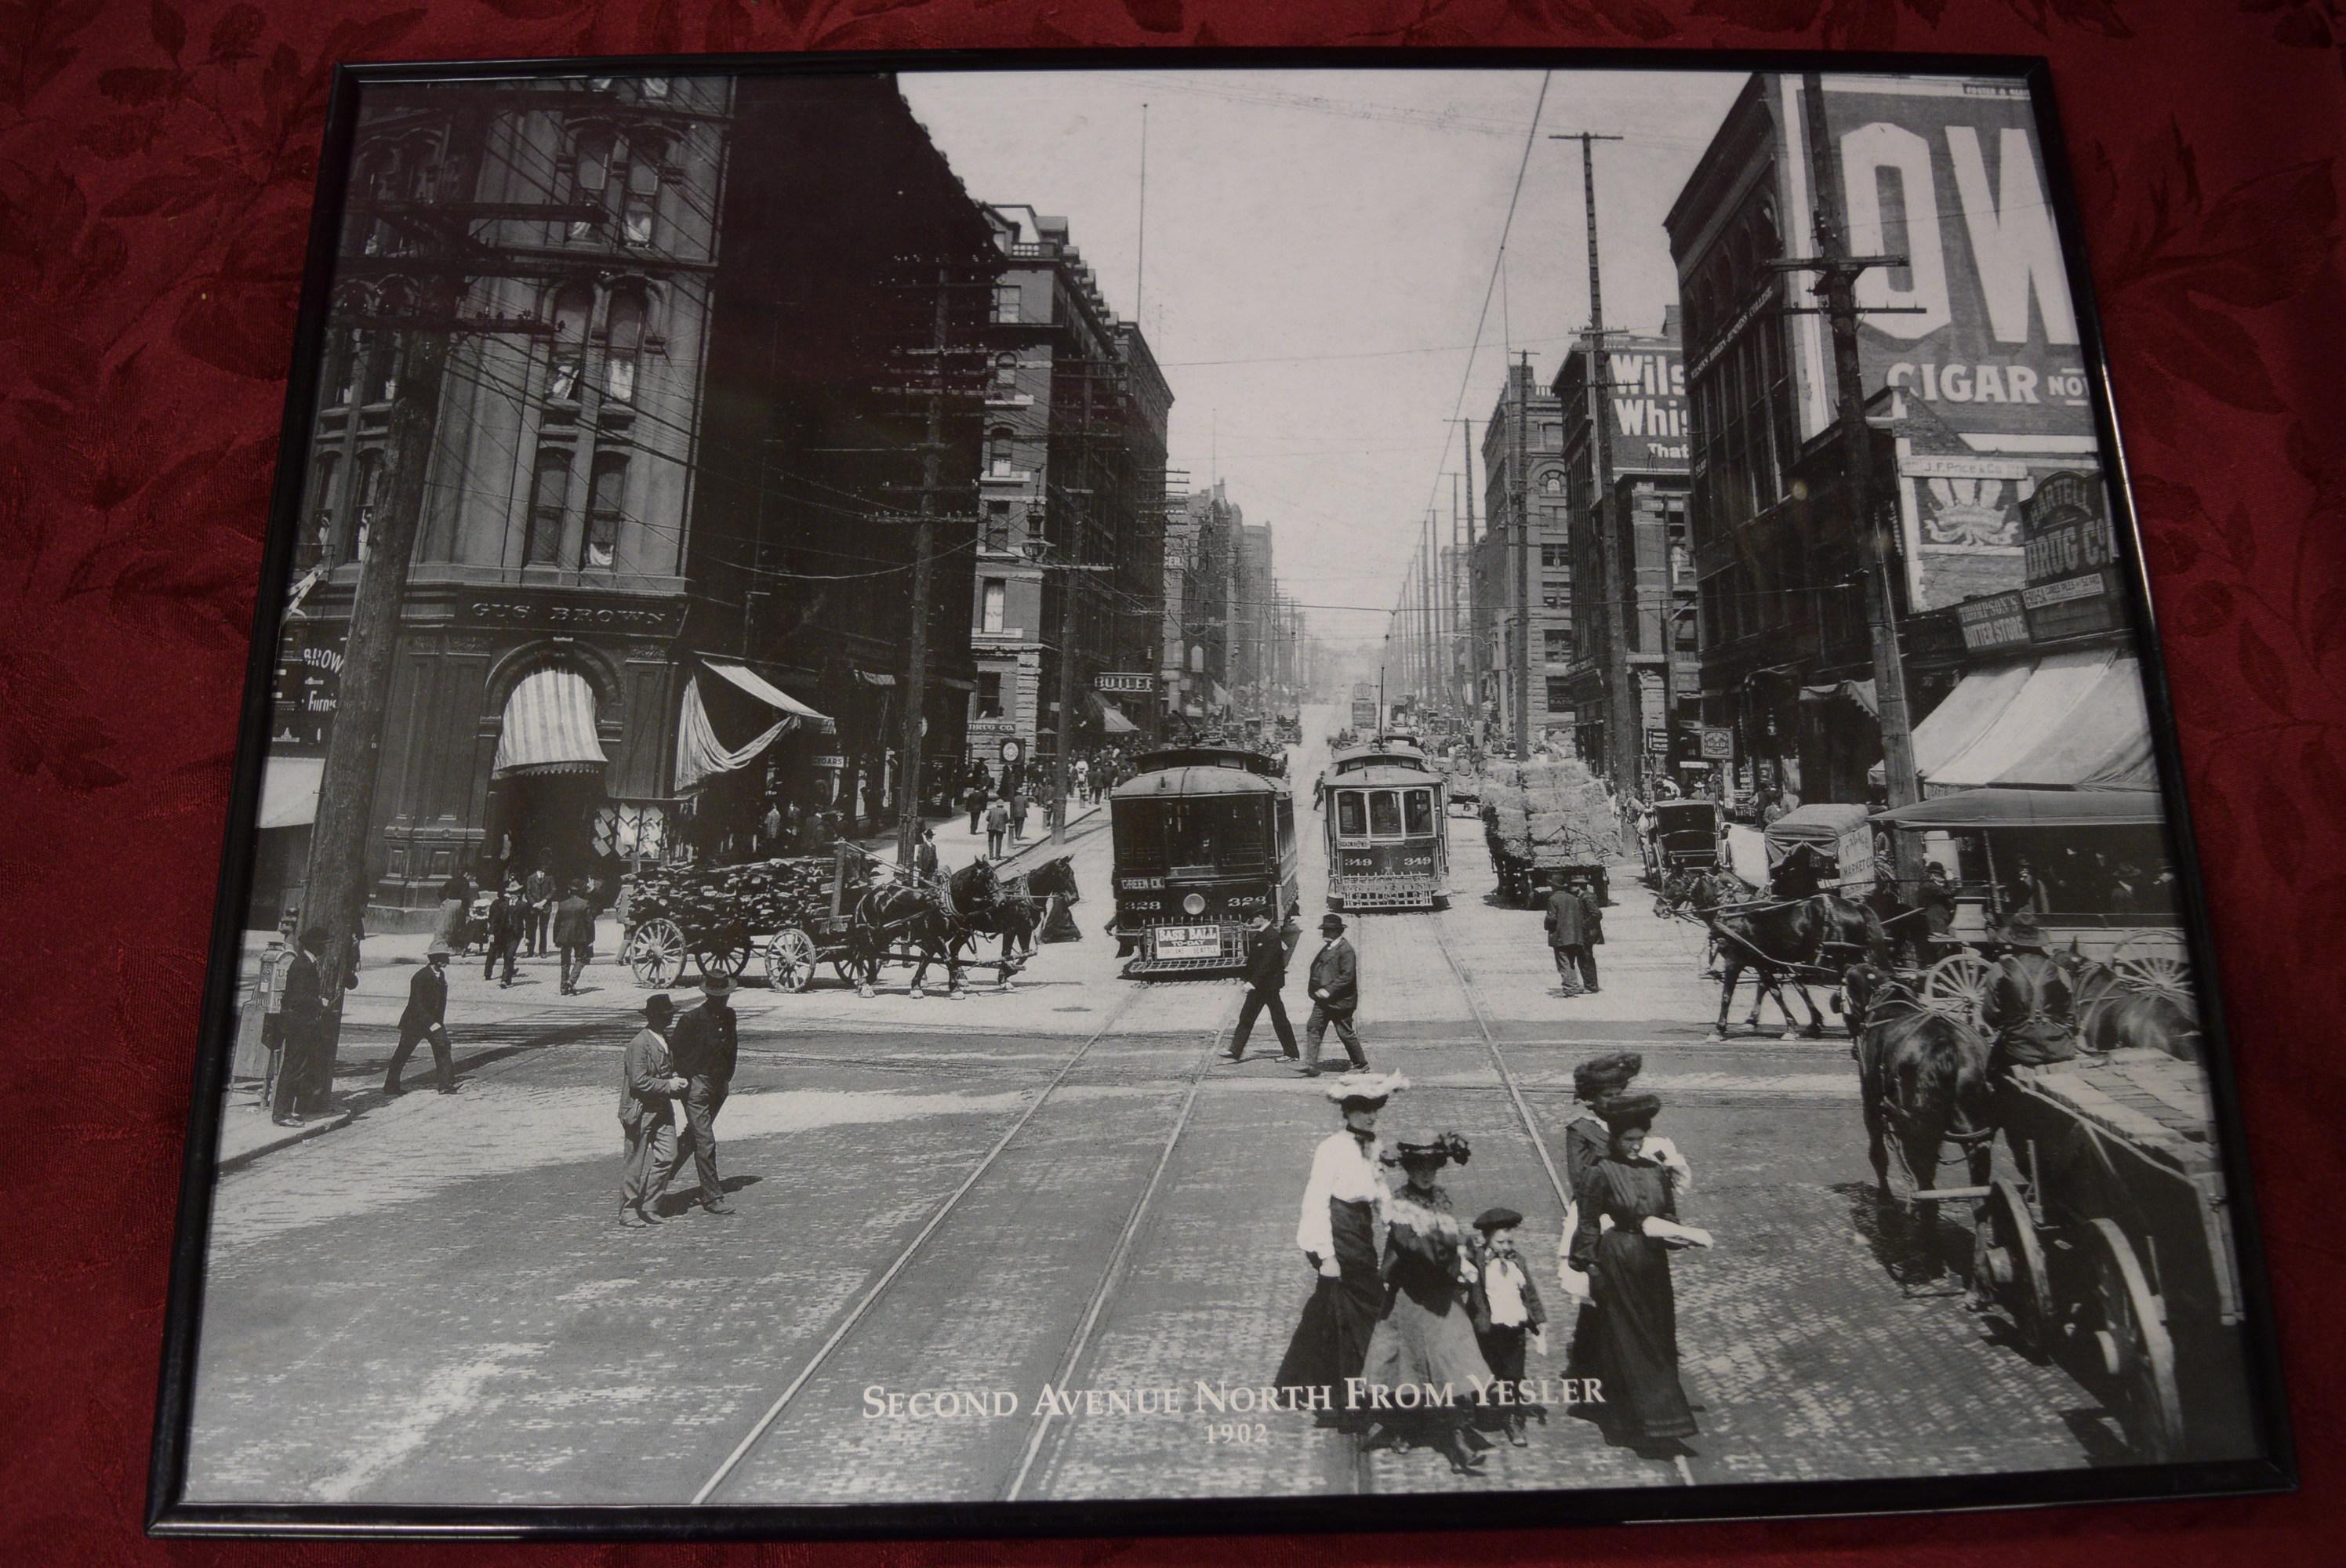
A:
270 74 997 926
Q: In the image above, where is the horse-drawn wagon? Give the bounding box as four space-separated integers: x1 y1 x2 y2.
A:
621 845 1077 996
1480 759 1620 908
1965 1048 2250 1463
1640 799 1723 883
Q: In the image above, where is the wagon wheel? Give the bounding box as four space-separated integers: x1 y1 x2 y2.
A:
2111 933 2192 999
832 956 861 985
1970 1176 2053 1353
694 921 752 980
1922 950 1996 1026
763 927 817 993
2079 1217 2185 1463
626 918 688 989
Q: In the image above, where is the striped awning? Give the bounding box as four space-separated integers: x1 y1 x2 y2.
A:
492 668 608 779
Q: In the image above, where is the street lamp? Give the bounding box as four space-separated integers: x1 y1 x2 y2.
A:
1024 529 1115 846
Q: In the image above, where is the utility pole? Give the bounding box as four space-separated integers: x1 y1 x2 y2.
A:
895 268 951 874
1552 130 1632 797
1450 473 1463 726
1791 71 1923 893
1456 416 1481 739
1513 351 1533 757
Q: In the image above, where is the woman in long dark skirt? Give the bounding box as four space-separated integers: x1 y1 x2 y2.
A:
1570 1091 1701 1454
1276 1073 1407 1425
1356 1130 1492 1475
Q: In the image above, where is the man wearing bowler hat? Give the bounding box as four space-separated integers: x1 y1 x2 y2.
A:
669 973 740 1214
383 940 457 1097
1302 912 1367 1076
618 993 689 1228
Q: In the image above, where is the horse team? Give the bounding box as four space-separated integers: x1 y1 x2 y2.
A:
843 855 1081 999
1654 869 2198 1279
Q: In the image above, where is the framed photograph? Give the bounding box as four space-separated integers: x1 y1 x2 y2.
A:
148 49 2294 1541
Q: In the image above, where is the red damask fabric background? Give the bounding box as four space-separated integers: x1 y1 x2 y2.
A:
3 0 2341 1563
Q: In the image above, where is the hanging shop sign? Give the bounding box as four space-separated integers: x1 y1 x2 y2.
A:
1958 590 2032 652
1095 672 1157 695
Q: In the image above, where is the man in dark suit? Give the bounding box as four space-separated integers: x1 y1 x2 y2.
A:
1226 909 1300 1062
552 880 595 995
669 974 740 1215
384 941 458 1095
619 993 688 1227
914 826 941 886
1545 876 1603 996
1302 913 1366 1076
482 880 524 987
272 924 355 1125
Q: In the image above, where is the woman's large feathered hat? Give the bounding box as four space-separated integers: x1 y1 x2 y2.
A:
1572 1051 1643 1102
1324 1070 1408 1108
1392 1129 1471 1167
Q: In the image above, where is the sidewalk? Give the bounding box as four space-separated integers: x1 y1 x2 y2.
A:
209 796 1110 1172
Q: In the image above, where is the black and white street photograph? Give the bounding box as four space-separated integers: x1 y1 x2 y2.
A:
156 60 2281 1528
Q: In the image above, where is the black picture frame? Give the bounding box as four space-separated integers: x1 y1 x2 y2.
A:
147 44 2297 1542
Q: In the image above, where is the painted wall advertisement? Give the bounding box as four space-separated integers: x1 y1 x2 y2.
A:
2019 469 2122 641
1604 341 1689 470
1781 76 2097 445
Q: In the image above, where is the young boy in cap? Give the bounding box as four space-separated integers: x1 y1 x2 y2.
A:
1469 1207 1549 1446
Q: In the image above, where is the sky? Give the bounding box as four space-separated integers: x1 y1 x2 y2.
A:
897 67 1747 668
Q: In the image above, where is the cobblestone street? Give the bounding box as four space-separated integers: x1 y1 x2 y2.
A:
185 710 2127 1509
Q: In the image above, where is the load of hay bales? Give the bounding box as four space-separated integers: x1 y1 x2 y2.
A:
1516 759 1622 864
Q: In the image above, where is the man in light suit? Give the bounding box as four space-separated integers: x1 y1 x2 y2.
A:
618 993 688 1227
1302 913 1367 1077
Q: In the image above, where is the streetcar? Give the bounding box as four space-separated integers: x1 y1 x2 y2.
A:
1324 740 1448 912
1108 746 1299 975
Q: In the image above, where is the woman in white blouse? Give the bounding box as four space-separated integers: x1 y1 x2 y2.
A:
1274 1072 1408 1425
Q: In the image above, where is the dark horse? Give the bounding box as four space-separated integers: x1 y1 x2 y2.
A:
2053 946 2200 1059
951 855 1083 980
848 860 996 998
1672 871 1882 1039
1846 962 1996 1281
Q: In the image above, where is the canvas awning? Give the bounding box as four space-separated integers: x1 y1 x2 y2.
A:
492 668 607 779
1995 656 2156 790
1874 787 2166 830
1098 699 1140 735
701 658 830 725
676 676 788 795
1925 648 2115 793
1870 661 2032 789
256 754 325 830
1799 678 1878 717
1764 802 1872 848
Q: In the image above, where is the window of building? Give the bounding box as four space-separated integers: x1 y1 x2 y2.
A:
1541 542 1567 570
548 285 592 401
359 292 401 404
304 452 340 568
605 289 644 402
622 153 659 245
1542 593 1563 610
350 449 384 563
1542 422 1562 446
327 328 361 407
1544 626 1571 662
1545 677 1572 710
584 452 626 568
569 130 610 239
975 671 1003 718
1542 470 1563 494
525 450 568 565
986 426 1016 477
983 500 1012 551
993 351 1019 391
993 283 1022 323
981 579 1006 634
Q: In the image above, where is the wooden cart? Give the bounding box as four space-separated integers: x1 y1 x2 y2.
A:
1959 1050 2252 1463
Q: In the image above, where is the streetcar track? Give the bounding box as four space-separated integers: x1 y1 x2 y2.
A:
691 979 1186 1505
1418 911 1700 1490
1000 991 1246 1501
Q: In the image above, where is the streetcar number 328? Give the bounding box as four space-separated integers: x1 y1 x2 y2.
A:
1205 1422 1269 1446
